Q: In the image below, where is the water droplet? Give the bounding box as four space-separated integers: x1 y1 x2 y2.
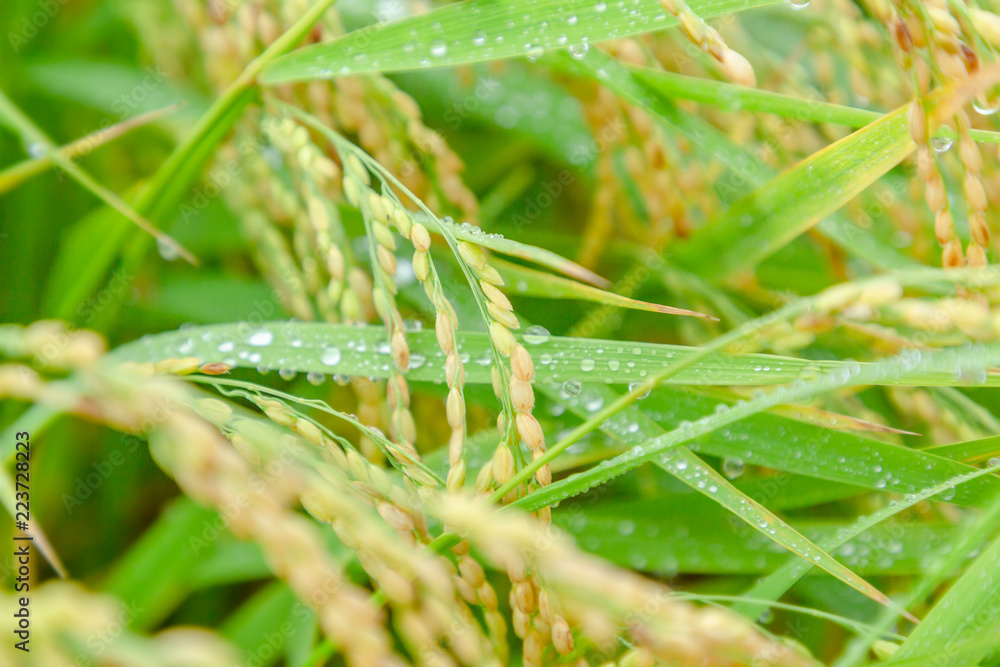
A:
321 347 342 366
931 136 953 153
430 40 448 58
723 458 745 479
157 237 180 261
248 331 273 346
568 42 589 59
524 43 544 61
580 358 596 372
307 371 325 385
628 382 651 399
786 0 809 9
472 30 487 46
495 105 520 128
26 142 47 158
279 368 297 380
594 1 607 12
563 380 582 396
583 393 604 412
523 325 551 344
973 95 1000 116
617 520 635 536
218 341 235 353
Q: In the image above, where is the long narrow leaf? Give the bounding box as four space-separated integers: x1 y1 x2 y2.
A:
106 322 1000 389
259 0 780 84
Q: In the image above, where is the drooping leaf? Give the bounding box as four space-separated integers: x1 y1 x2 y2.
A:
493 257 713 318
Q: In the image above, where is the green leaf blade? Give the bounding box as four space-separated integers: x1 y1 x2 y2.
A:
259 0 779 84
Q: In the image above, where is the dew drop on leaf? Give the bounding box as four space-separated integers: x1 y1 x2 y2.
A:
628 382 650 399
430 40 448 58
523 325 551 344
157 237 180 261
931 136 953 153
321 347 342 366
248 331 273 346
723 458 745 479
973 95 1000 116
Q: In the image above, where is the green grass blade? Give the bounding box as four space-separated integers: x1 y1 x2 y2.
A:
41 207 133 320
221 583 303 667
105 322 1000 389
0 103 183 195
532 377 905 614
834 491 1000 667
431 215 610 287
675 103 913 281
562 50 922 275
560 500 959 576
30 0 339 325
629 64 1000 144
887 527 1000 665
0 87 196 263
670 64 1000 279
924 434 1000 465
492 257 713 318
512 343 1000 512
733 463 1000 621
640 386 1000 507
259 0 779 85
101 498 220 630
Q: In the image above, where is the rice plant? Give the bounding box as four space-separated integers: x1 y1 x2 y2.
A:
5 0 1000 665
